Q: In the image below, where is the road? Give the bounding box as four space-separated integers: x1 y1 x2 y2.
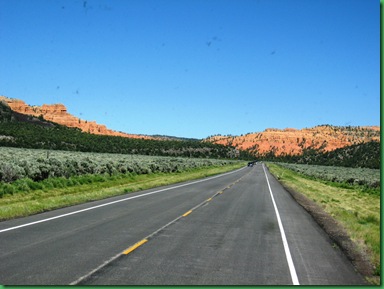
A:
0 164 366 285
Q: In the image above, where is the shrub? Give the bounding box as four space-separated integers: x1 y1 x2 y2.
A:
0 183 16 196
276 163 380 190
0 163 25 183
0 147 239 194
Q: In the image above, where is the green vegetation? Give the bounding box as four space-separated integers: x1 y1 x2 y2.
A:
303 141 380 169
275 163 380 193
0 147 241 196
267 163 380 280
258 141 380 169
0 101 252 159
1 101 380 280
0 102 249 219
0 162 245 221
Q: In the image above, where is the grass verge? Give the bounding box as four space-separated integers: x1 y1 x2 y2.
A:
0 162 245 221
266 163 380 285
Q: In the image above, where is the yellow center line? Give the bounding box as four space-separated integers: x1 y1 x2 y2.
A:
182 210 193 217
123 239 148 255
122 176 244 256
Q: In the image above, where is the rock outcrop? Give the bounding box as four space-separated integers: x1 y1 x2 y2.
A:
0 96 153 139
205 125 380 156
1 96 380 153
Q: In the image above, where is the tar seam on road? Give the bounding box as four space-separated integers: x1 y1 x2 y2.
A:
70 168 252 285
0 167 247 234
262 164 300 285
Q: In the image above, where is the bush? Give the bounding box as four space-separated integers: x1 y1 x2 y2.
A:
13 178 33 192
0 163 25 183
0 147 240 196
276 163 380 190
0 183 16 196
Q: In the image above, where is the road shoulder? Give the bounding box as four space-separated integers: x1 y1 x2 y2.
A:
266 167 375 284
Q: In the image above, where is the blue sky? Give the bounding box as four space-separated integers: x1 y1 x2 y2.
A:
0 0 379 139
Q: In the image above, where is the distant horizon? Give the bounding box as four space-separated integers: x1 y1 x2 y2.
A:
0 0 379 138
1 94 380 140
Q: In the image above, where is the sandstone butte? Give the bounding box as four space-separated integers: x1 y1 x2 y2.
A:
205 126 380 156
0 96 154 140
1 95 380 155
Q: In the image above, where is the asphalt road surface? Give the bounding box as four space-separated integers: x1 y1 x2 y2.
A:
0 164 367 285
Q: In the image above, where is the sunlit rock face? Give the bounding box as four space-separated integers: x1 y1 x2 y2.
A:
205 125 380 156
0 96 153 139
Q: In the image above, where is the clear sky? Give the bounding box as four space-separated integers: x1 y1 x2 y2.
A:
0 0 380 139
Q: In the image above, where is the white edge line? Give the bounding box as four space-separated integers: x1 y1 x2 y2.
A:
262 164 300 285
0 166 246 234
70 167 249 285
70 197 205 285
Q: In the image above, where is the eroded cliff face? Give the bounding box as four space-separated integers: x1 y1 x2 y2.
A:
206 126 380 156
0 96 153 139
1 96 380 153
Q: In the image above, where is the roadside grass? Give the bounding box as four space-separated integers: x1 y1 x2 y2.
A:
0 162 245 221
266 163 380 282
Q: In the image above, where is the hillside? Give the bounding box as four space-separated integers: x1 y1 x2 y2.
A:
270 141 380 169
0 95 380 166
0 101 245 159
0 96 153 140
302 141 381 169
205 125 380 157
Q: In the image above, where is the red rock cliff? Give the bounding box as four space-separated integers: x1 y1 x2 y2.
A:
205 125 380 156
0 96 153 139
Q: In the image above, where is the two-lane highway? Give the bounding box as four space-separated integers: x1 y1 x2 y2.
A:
0 164 366 285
